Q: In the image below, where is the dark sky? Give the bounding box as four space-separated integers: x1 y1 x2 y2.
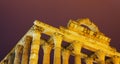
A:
0 0 120 63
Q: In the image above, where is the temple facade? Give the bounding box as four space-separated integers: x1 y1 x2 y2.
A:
0 18 120 64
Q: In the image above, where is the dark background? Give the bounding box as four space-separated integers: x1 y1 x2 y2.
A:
0 0 120 63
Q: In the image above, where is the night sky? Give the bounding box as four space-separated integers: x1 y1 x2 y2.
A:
0 0 120 63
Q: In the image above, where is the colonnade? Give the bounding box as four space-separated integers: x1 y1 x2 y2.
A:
1 18 120 64
1 29 120 64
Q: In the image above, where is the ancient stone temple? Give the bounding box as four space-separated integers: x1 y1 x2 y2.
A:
0 18 120 64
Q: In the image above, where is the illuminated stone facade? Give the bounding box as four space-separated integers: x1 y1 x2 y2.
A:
0 18 120 64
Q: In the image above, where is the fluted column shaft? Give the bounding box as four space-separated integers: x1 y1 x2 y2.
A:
53 33 63 64
42 43 52 64
62 49 70 64
14 44 23 64
21 36 32 64
73 41 82 64
29 26 42 64
75 55 81 64
8 53 15 64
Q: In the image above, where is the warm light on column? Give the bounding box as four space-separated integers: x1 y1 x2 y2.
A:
29 26 42 64
8 52 15 64
53 32 63 64
62 49 70 64
21 36 32 64
72 41 82 64
14 44 23 64
42 43 52 64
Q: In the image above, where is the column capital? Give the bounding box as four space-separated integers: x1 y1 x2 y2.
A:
25 36 32 40
95 50 106 57
72 41 82 48
32 25 44 33
42 42 53 48
72 41 82 55
94 50 106 64
52 32 63 47
42 42 53 53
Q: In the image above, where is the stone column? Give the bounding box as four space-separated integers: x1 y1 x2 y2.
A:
3 59 8 64
72 41 82 64
53 33 63 64
112 55 120 64
85 57 93 64
62 49 70 64
21 36 32 64
14 44 23 64
95 50 105 64
42 43 52 64
29 26 43 64
8 52 15 64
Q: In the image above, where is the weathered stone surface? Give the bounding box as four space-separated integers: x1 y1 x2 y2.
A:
0 18 120 64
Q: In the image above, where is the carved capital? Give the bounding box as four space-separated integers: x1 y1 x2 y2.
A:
42 42 53 54
32 25 44 33
52 32 63 47
72 41 82 55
